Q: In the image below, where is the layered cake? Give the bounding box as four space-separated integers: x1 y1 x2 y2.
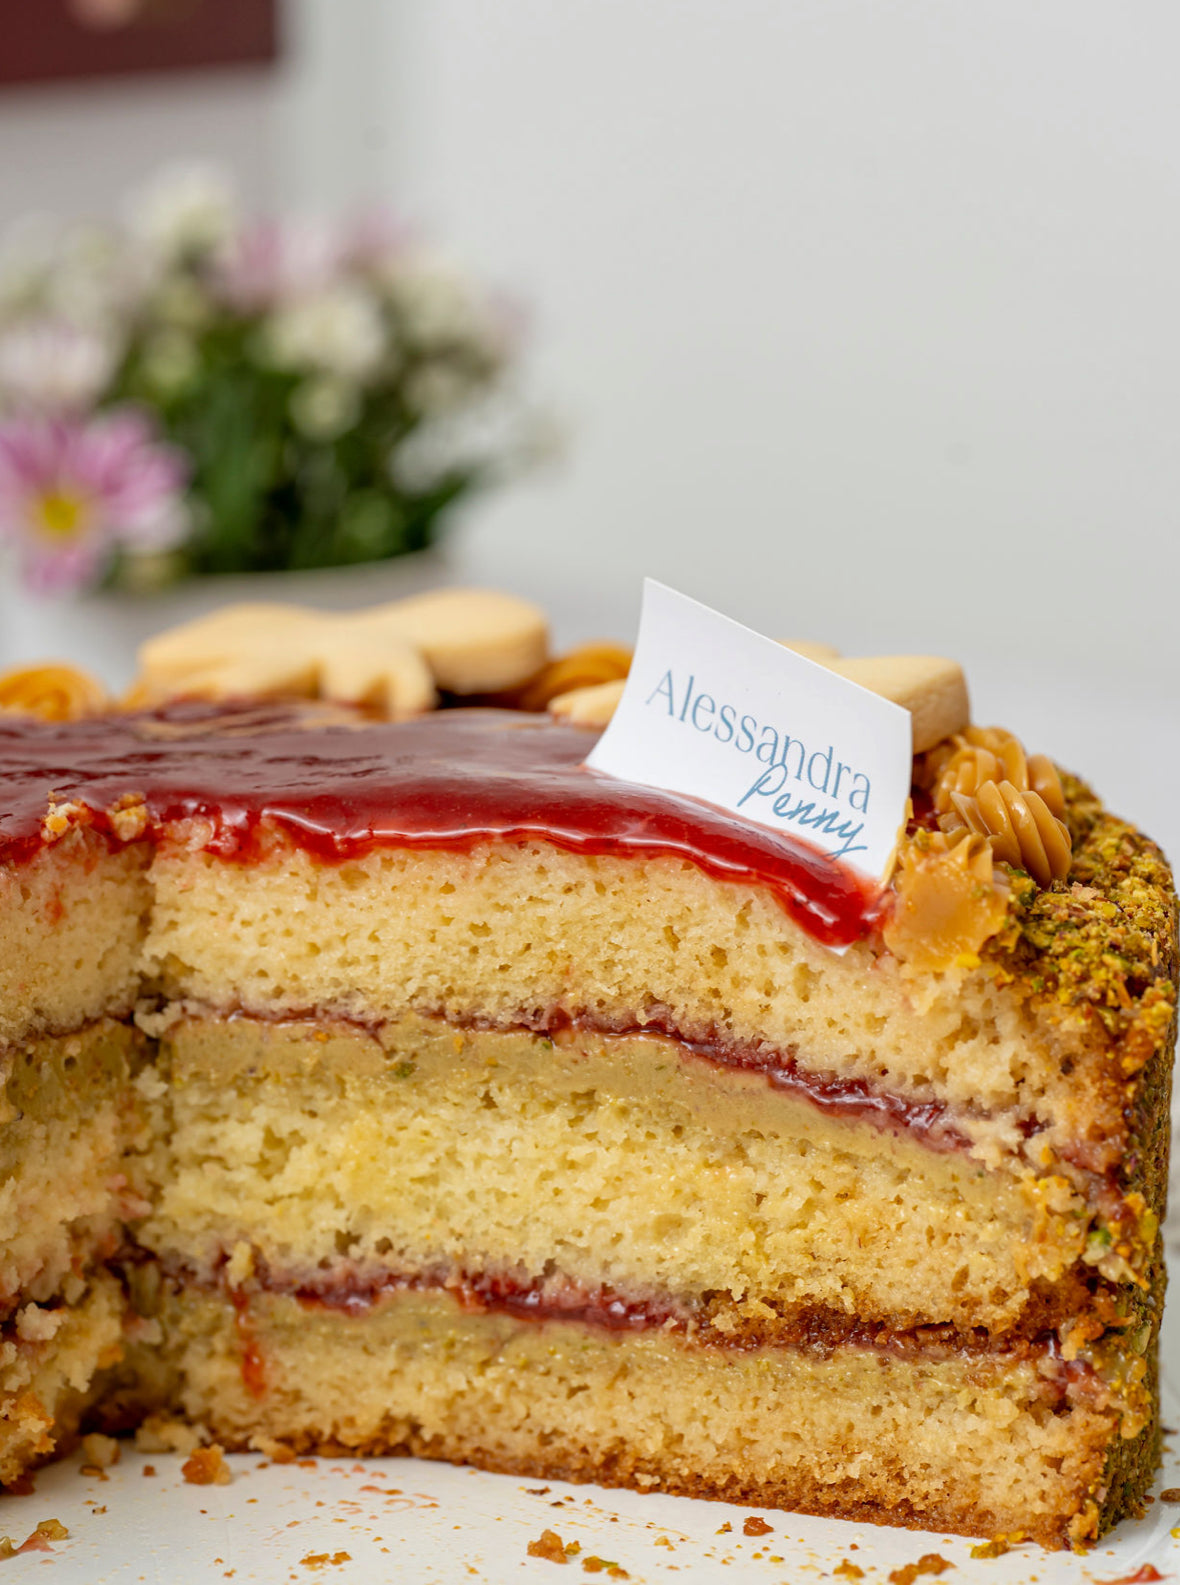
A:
0 591 1174 1550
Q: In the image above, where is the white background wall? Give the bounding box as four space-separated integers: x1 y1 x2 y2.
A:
388 2 1180 854
0 49 277 220
0 2 1176 850
388 4 1180 666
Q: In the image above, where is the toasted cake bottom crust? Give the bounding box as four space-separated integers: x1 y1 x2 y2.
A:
153 1282 1142 1549
140 1011 1099 1338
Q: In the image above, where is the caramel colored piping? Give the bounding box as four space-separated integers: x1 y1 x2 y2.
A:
0 662 109 722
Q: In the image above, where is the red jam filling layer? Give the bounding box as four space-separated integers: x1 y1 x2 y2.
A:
295 1268 671 1333
676 1028 970 1153
0 702 883 948
454 1009 973 1154
215 1260 1092 1390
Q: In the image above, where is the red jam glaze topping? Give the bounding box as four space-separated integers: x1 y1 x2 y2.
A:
0 702 883 948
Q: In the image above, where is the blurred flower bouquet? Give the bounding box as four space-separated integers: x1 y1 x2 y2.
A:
0 167 535 595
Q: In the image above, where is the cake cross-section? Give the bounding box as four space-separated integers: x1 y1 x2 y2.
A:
0 627 1174 1550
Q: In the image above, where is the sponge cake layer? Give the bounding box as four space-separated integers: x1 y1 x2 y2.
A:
139 1012 1103 1338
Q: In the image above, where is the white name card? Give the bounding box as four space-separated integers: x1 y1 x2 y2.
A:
585 581 912 882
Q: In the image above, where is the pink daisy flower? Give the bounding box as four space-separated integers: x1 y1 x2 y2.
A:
0 409 189 593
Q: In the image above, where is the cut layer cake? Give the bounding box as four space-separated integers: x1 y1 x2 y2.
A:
0 589 1174 1550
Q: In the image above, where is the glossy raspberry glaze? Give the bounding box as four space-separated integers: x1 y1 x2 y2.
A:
0 702 883 948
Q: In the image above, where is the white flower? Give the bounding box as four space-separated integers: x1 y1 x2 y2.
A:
0 214 59 318
126 162 238 264
288 377 360 441
150 276 212 332
0 319 118 414
49 223 153 330
389 421 453 494
264 283 387 382
383 249 503 357
390 396 506 493
139 330 199 397
403 361 478 418
0 219 144 333
392 391 554 495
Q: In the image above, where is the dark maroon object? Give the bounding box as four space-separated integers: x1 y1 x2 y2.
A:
0 0 278 90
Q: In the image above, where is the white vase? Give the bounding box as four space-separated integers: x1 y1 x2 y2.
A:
0 549 455 690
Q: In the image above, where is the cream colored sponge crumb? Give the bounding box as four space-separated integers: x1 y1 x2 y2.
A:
142 1013 1088 1336
0 1021 149 1311
0 833 148 1048
145 835 1094 1151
